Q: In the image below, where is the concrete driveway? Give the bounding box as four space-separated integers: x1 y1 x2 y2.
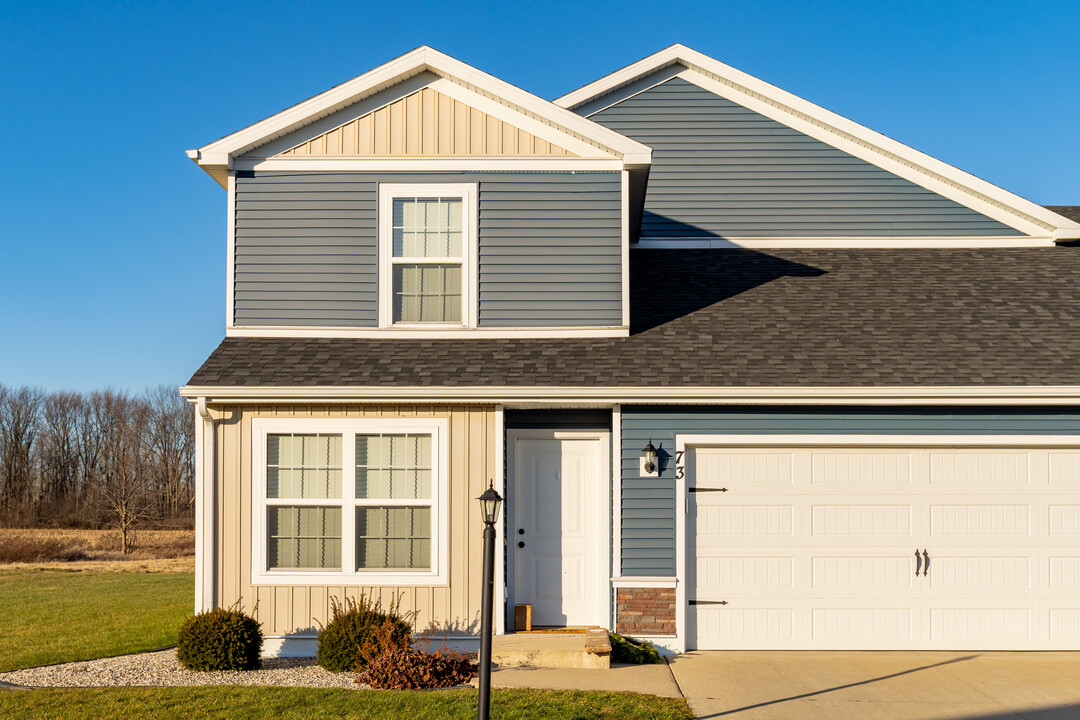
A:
667 651 1080 720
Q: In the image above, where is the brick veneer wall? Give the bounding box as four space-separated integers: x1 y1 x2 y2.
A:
615 587 676 636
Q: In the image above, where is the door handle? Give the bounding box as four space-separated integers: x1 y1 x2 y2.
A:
922 549 930 577
915 549 922 577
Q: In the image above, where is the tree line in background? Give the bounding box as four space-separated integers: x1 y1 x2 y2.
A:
0 385 195 551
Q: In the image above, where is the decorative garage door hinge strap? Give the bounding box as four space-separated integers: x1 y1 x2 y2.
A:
689 600 729 605
689 487 728 492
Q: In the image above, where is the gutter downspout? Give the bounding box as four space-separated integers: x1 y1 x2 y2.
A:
194 398 217 613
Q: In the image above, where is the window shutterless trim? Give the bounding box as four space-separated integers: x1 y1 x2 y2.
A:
250 417 449 586
378 183 478 329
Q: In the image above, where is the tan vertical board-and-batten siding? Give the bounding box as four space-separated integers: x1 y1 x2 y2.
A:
280 86 575 157
212 404 496 638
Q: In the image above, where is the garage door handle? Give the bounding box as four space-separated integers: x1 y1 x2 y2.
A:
915 549 922 577
922 549 930 577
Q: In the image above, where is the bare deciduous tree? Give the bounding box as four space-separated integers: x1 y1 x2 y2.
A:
95 391 153 553
0 384 196 541
0 386 43 523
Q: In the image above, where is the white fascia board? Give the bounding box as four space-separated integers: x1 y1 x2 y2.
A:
677 434 1080 448
178 385 1080 405
632 236 1057 249
555 44 1080 239
225 326 629 339
193 46 651 174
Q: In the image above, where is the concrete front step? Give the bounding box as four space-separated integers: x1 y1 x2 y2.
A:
492 629 611 669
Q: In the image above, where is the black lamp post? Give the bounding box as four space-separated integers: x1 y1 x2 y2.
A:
477 481 502 720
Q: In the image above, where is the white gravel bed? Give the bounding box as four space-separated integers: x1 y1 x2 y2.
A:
0 649 364 689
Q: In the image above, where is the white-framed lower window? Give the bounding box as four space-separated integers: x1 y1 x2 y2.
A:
378 183 478 328
251 417 449 585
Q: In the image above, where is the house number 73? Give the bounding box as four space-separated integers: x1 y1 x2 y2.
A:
674 450 684 480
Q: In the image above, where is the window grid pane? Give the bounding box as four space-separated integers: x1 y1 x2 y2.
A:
392 197 463 258
356 432 433 571
267 434 342 499
357 506 431 570
356 434 432 500
393 265 461 323
268 506 342 570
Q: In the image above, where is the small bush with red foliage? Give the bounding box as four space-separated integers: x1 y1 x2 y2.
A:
356 623 477 689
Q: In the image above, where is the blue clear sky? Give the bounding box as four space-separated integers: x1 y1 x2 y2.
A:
1 0 1077 392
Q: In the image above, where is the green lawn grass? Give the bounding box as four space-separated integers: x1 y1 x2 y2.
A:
0 686 693 720
0 570 193 672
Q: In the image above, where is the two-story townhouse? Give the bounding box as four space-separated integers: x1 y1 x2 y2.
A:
182 45 1080 655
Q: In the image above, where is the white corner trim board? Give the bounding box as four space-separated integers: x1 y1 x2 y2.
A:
554 44 1080 241
181 385 1080 406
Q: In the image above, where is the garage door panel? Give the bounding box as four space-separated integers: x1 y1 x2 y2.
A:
695 552 795 596
927 498 1034 545
811 604 916 647
927 547 1035 597
1048 452 1080 488
928 450 1033 488
689 601 797 649
1049 608 1080 644
694 500 797 546
689 444 1080 650
1049 555 1080 596
695 450 795 488
925 601 1034 649
810 450 913 488
809 553 915 594
809 501 915 543
1049 504 1080 536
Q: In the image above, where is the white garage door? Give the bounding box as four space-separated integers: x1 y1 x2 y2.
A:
688 444 1080 650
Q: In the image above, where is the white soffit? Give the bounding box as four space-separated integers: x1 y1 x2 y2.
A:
555 44 1080 241
187 46 652 186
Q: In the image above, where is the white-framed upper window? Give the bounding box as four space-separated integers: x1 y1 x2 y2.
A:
378 183 478 328
251 417 449 585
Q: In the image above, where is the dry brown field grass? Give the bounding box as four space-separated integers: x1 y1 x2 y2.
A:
0 528 195 573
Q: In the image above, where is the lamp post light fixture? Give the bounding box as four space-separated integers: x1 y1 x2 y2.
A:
477 480 502 720
642 440 658 474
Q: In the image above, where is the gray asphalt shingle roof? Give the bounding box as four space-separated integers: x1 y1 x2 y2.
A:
188 247 1080 388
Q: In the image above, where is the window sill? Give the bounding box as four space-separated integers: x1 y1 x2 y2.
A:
251 569 448 587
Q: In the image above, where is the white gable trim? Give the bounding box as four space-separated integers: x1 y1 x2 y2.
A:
189 46 651 179
555 45 1080 241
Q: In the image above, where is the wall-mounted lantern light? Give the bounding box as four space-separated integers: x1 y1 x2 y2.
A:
642 440 658 475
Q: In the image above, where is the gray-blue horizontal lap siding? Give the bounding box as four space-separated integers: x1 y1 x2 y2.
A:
620 408 1080 576
233 171 622 327
587 76 1023 240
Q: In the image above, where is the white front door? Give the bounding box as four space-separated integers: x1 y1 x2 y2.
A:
688 444 1080 650
512 436 603 627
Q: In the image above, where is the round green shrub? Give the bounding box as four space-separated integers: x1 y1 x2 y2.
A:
317 595 413 673
177 606 263 671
